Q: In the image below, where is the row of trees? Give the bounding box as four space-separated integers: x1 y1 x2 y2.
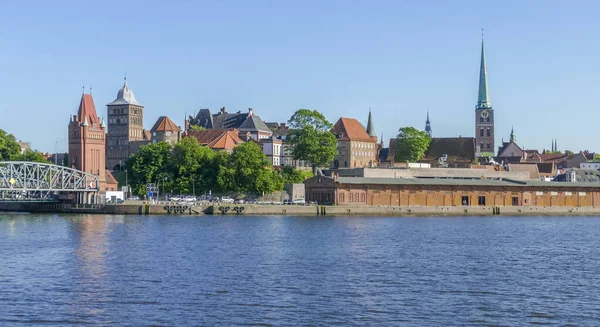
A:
0 129 49 163
126 137 311 197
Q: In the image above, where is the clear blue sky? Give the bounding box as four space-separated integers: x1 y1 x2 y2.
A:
1 0 599 154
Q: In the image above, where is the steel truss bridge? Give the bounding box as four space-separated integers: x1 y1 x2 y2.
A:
0 161 99 202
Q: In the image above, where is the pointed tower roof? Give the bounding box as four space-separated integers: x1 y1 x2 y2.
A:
82 116 89 127
476 38 492 109
150 116 181 133
77 94 101 125
510 126 515 142
107 76 142 106
366 109 377 138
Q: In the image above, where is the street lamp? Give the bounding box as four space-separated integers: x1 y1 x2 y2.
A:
192 175 195 197
125 169 128 198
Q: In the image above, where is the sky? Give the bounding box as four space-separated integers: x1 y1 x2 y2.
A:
1 0 599 154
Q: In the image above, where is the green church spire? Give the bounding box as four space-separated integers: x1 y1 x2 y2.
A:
476 37 492 110
366 108 377 138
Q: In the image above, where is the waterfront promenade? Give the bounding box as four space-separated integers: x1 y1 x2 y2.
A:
2 201 600 216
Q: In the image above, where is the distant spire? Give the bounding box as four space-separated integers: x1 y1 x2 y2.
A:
82 116 89 127
89 84 92 95
476 33 492 110
366 108 377 138
124 73 128 87
100 117 106 128
425 110 432 137
82 85 85 94
510 126 515 142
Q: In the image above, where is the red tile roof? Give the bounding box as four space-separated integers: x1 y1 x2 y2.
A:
77 94 101 125
185 129 244 151
332 118 374 142
150 116 181 133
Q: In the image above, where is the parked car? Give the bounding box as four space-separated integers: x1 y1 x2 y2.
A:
169 196 182 201
235 199 245 204
184 196 197 202
292 199 306 205
127 196 140 201
221 196 235 203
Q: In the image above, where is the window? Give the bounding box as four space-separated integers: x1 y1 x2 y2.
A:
512 197 519 206
486 142 490 149
487 128 490 137
461 196 469 206
486 117 491 122
480 117 483 122
349 193 353 202
480 142 484 150
339 193 345 203
480 128 484 137
478 196 486 206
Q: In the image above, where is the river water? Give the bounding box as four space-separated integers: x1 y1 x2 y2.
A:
1 214 600 326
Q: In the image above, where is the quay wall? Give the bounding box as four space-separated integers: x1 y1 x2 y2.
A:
1 202 600 216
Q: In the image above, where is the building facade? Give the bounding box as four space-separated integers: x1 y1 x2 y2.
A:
68 93 117 191
331 117 378 169
106 78 144 171
150 116 182 145
475 38 495 154
260 138 283 166
305 175 600 207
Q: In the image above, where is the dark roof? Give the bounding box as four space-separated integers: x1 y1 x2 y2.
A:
423 137 476 163
190 109 213 129
379 148 390 163
553 169 600 183
386 138 397 162
212 111 249 130
238 115 272 134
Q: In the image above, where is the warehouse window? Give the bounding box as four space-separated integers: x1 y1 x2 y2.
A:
478 196 486 206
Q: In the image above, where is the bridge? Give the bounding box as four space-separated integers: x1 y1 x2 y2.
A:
0 161 99 203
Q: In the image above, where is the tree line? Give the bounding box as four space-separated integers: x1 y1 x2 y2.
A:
0 129 50 163
126 137 312 197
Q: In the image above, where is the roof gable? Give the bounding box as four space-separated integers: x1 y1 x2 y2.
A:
238 115 273 134
77 94 101 125
498 141 524 158
332 117 374 142
150 116 181 133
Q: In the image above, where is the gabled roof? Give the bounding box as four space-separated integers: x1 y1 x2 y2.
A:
423 137 476 163
150 116 181 133
332 117 374 142
212 110 248 130
238 115 272 134
142 130 151 140
185 129 244 151
105 170 118 186
77 94 101 125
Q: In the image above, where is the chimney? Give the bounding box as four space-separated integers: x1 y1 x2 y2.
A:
184 118 190 132
220 107 226 114
248 108 254 116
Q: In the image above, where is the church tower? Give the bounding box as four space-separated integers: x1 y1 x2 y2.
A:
366 108 377 142
68 91 114 191
475 37 495 153
425 110 432 137
106 77 144 171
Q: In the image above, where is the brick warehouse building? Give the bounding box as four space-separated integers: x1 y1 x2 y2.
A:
305 175 600 207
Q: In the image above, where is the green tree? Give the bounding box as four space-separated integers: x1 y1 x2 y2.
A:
279 166 312 185
218 142 275 195
126 141 173 196
287 109 337 175
189 125 206 131
19 149 50 163
0 129 21 161
171 137 215 195
395 127 432 162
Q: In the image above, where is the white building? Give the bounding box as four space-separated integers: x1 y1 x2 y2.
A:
580 162 600 170
260 138 283 166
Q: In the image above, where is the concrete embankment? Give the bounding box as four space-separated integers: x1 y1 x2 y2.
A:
1 202 600 216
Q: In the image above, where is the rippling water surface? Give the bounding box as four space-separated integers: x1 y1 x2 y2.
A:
1 214 600 326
